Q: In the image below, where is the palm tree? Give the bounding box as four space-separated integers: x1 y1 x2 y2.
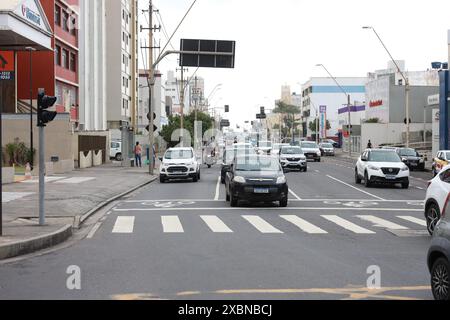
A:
272 101 301 141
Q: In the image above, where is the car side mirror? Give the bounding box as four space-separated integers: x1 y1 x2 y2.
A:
158 156 163 161
361 157 367 162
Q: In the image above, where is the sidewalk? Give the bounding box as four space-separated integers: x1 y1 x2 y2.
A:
0 163 156 260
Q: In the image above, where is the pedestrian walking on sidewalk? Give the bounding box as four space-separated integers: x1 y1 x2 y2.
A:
367 140 373 149
134 142 142 167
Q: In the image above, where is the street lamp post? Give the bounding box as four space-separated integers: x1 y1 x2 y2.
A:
363 26 410 148
316 64 352 156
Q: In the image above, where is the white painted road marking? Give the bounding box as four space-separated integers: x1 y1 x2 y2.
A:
113 207 423 212
87 222 103 239
161 216 184 233
356 215 409 230
280 215 327 234
214 176 221 201
397 216 427 227
2 192 34 203
322 215 376 234
22 177 66 183
242 216 283 234
327 175 385 201
112 216 135 233
55 177 96 184
200 216 233 233
288 189 302 200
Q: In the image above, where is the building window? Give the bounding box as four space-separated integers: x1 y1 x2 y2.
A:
55 45 61 66
62 11 69 31
62 49 69 69
70 52 76 72
71 17 76 36
55 5 61 26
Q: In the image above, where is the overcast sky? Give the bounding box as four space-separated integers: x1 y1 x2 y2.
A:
139 0 449 128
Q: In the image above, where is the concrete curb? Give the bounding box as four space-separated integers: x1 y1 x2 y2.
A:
0 224 73 260
76 176 157 227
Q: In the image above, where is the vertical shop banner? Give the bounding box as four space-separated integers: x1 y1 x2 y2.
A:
319 105 327 139
0 51 15 80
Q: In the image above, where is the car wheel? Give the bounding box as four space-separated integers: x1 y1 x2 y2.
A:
431 258 450 300
159 176 166 183
221 177 225 184
230 192 238 207
426 203 441 235
226 189 230 202
207 165 211 168
355 170 361 184
279 196 288 207
401 181 409 189
364 171 371 187
115 153 123 161
193 175 198 182
303 167 307 172
198 171 201 181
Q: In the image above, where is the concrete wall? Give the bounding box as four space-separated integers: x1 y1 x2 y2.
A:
361 122 432 150
1 113 74 174
1 167 14 184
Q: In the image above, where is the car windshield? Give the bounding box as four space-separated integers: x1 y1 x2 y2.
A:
281 147 303 155
398 148 417 157
321 143 333 148
235 157 281 172
302 142 318 149
445 152 450 160
368 151 401 162
164 149 193 160
225 148 255 162
259 141 272 148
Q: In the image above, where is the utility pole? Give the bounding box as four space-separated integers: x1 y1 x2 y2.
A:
141 0 160 175
177 66 187 133
405 79 410 148
0 84 3 236
348 95 351 156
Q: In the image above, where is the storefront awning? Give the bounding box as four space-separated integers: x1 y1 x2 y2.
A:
0 0 53 51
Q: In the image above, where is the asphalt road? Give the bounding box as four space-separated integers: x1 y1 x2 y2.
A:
0 156 434 300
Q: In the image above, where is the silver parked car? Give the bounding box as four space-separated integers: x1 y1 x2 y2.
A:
428 193 450 300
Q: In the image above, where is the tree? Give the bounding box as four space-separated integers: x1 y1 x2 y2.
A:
364 117 380 123
272 101 301 139
309 119 331 133
160 111 214 148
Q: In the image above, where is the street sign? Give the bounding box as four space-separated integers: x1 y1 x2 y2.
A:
180 39 236 68
0 51 14 81
220 119 230 127
256 113 267 119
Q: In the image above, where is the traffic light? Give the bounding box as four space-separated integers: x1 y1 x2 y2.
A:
146 112 158 132
37 89 57 127
225 105 229 113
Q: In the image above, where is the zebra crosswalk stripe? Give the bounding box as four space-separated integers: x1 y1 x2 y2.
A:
112 216 135 233
356 215 409 230
396 216 427 227
200 216 233 233
242 215 283 234
161 216 184 233
280 215 328 234
322 215 376 234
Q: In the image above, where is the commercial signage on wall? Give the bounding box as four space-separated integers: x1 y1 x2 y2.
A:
319 105 327 139
0 51 14 81
13 0 50 34
369 100 383 108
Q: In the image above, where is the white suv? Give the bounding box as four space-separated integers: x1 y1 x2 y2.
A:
425 164 450 234
159 147 201 183
355 149 410 189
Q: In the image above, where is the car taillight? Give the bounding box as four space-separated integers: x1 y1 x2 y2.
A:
442 192 450 218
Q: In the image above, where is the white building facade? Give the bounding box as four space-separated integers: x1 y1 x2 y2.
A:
301 77 367 139
78 0 107 131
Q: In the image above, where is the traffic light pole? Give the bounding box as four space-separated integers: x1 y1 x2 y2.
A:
38 125 45 225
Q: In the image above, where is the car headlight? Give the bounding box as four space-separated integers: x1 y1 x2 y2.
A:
368 165 380 171
316 151 321 156
233 176 246 183
419 158 424 163
300 156 306 160
276 176 287 184
401 166 409 171
402 157 407 162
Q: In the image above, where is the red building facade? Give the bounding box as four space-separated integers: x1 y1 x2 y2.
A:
17 0 79 122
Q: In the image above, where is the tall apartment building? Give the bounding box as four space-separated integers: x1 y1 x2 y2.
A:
78 0 107 131
165 70 190 115
17 0 79 123
105 0 138 134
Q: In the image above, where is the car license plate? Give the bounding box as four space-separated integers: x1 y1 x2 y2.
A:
254 188 269 194
410 163 417 166
307 155 313 158
385 175 396 180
